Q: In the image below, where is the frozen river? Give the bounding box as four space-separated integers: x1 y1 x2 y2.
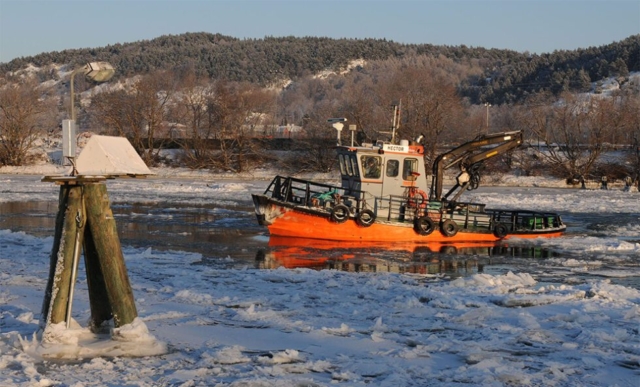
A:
1 175 639 288
1 174 639 386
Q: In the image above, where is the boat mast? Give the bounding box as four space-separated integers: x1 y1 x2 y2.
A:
390 101 401 144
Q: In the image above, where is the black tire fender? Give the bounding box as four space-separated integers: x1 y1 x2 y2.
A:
330 204 350 223
356 209 376 227
493 223 508 238
414 216 435 235
440 219 459 237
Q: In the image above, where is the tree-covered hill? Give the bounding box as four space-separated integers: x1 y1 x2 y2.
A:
1 32 638 104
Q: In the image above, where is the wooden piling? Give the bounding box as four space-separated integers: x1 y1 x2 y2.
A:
83 227 113 331
41 134 152 340
40 184 85 326
83 183 138 327
41 185 67 327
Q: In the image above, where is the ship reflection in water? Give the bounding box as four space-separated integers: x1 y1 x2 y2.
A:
255 236 558 276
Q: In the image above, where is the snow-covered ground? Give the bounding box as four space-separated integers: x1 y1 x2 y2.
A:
1 166 639 386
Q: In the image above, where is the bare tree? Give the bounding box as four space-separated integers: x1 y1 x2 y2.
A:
337 73 385 144
207 80 276 172
89 71 177 165
276 77 344 172
523 92 612 180
0 79 56 166
617 92 640 185
290 102 339 173
382 66 464 170
171 73 217 168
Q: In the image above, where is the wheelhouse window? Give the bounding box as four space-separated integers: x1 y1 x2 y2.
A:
386 159 399 177
361 155 382 179
350 155 359 177
339 153 359 177
402 158 419 181
338 154 347 175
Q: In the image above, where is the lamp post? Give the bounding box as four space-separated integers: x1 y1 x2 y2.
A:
484 102 491 132
70 61 115 121
65 62 115 170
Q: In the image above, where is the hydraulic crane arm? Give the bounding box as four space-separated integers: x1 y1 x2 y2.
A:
429 130 523 202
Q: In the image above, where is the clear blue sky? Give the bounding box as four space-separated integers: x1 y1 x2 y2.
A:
0 0 638 63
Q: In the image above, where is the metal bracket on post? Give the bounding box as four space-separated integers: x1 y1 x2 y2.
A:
62 119 77 173
65 207 84 328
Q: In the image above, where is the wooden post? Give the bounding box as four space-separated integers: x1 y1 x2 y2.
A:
83 226 113 331
41 185 67 327
41 134 152 339
83 182 138 327
40 184 85 326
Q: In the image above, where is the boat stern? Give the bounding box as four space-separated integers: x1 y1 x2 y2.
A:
251 193 270 226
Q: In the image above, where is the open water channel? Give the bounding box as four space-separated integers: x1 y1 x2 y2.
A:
1 175 638 289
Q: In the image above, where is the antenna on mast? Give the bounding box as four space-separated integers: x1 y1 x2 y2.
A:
390 101 401 144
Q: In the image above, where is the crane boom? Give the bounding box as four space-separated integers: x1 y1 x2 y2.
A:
429 130 523 202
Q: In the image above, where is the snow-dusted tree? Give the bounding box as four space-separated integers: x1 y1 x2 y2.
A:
618 92 640 185
381 63 464 171
170 72 218 169
0 79 56 166
205 80 276 172
89 70 177 165
520 92 616 180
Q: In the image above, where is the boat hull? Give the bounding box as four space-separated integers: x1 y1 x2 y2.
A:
252 194 565 243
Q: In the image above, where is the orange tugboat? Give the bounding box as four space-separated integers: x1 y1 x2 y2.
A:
252 115 566 243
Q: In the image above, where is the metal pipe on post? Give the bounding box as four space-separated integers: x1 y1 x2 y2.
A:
70 67 81 123
484 102 491 133
65 208 85 328
67 62 115 173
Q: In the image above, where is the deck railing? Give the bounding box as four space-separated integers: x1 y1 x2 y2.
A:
264 176 563 232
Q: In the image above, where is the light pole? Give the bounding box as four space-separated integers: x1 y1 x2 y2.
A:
484 102 491 133
70 61 115 121
65 62 115 171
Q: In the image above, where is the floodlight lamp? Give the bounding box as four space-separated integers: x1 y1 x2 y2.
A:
83 62 115 83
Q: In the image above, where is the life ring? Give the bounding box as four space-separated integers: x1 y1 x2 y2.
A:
493 223 508 238
407 189 428 208
356 209 376 227
330 204 350 223
440 219 459 237
414 216 435 235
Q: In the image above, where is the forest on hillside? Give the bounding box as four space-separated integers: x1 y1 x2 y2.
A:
1 33 639 184
1 33 639 105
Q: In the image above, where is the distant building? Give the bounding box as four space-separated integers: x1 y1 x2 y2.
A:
245 124 304 139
